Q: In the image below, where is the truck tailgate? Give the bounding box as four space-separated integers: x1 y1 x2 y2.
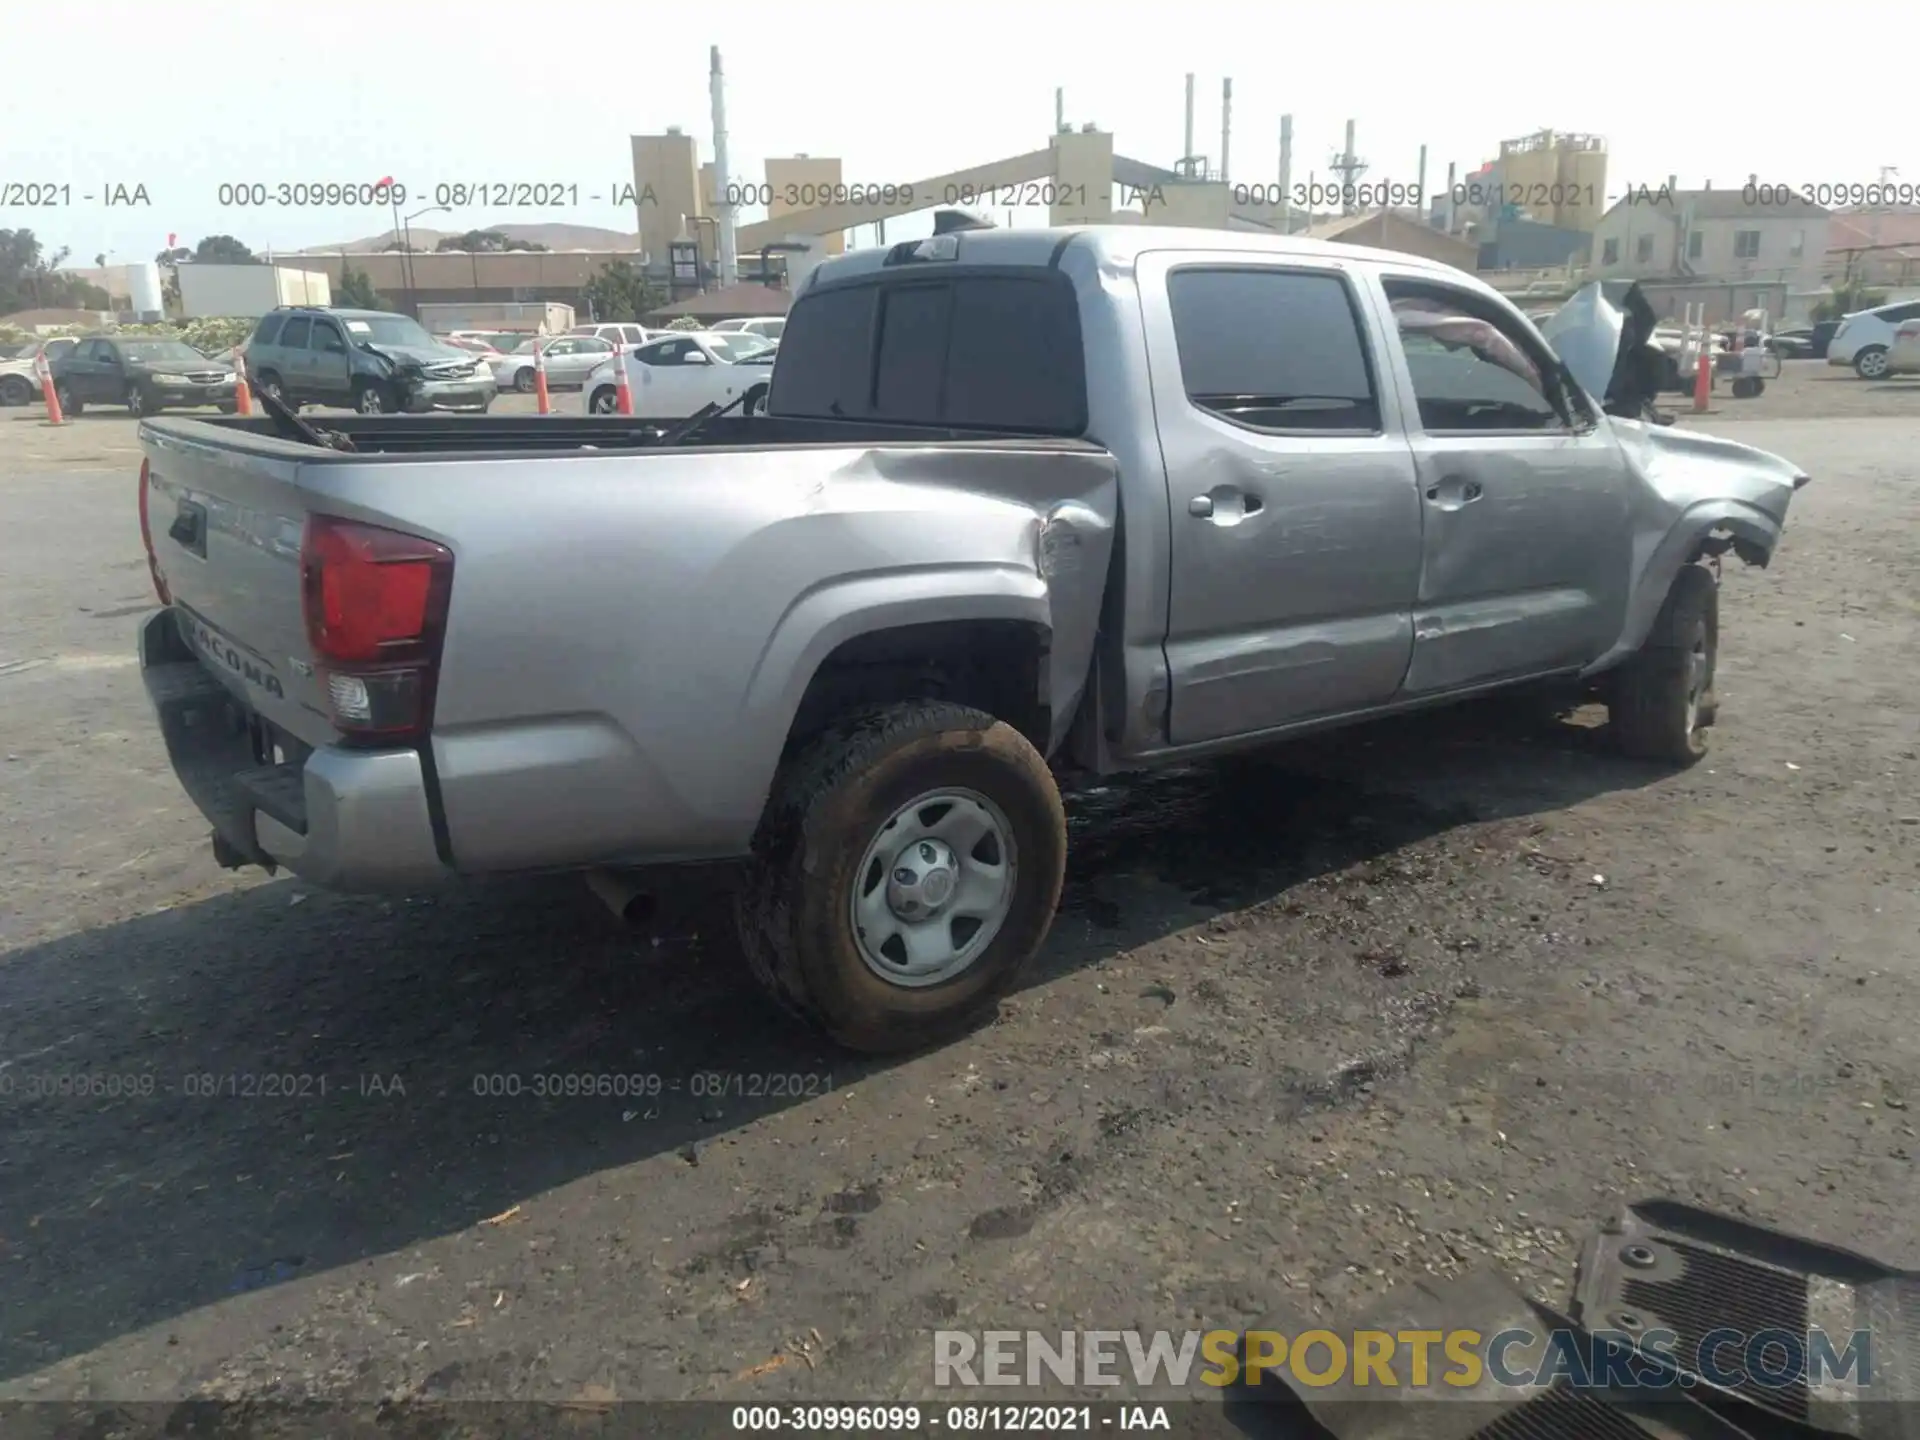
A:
142 424 335 749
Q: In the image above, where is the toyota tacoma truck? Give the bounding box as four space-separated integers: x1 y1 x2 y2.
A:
133 225 1811 1053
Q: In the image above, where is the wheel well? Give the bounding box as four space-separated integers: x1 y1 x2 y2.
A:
785 620 1050 757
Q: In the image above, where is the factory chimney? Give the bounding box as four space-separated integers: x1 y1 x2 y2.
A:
709 46 737 289
1055 87 1065 134
1183 73 1195 170
1417 145 1427 213
1220 78 1232 185
1278 114 1293 230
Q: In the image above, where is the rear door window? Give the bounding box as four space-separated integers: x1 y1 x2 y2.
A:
278 316 312 349
1165 267 1381 432
253 314 285 345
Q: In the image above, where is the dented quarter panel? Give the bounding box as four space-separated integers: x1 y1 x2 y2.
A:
294 438 1118 872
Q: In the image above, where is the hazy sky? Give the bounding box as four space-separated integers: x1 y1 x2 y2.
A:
8 0 1918 266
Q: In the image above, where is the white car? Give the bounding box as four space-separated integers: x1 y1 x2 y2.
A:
568 322 656 352
488 334 616 392
582 331 777 417
0 335 79 406
708 316 786 341
1886 319 1920 377
1827 299 1920 379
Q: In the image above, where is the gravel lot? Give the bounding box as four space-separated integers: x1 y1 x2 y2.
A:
1 366 1916 1414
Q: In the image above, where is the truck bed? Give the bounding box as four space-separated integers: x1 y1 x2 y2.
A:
144 412 1086 456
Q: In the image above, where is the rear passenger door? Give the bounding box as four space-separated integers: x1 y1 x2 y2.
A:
274 315 313 399
1377 276 1632 694
1140 254 1425 745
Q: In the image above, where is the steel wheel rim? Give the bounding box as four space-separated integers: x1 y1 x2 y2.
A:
1683 626 1709 736
126 387 145 416
357 387 385 414
591 390 615 413
850 787 1018 988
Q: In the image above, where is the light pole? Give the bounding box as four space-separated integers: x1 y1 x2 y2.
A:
402 204 450 313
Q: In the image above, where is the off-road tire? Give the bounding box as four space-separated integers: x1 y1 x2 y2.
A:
733 701 1067 1054
1609 563 1718 764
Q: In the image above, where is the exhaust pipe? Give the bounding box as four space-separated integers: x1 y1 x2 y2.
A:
586 868 657 925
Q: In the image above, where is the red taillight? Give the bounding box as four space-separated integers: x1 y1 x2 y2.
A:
138 458 171 605
299 514 453 741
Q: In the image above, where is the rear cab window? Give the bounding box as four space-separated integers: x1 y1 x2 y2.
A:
769 270 1086 434
253 314 285 346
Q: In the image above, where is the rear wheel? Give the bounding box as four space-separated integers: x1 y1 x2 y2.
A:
513 367 536 393
0 374 33 406
1609 563 1717 764
255 371 286 405
1854 345 1889 380
734 701 1067 1054
588 386 618 414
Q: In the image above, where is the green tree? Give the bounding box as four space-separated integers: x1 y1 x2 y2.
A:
336 264 389 310
0 229 111 313
193 234 259 264
1813 280 1888 322
580 258 660 323
435 229 551 254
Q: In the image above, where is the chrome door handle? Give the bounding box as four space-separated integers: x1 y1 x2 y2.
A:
1188 495 1214 517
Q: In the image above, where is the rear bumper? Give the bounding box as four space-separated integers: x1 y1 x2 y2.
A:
139 609 451 890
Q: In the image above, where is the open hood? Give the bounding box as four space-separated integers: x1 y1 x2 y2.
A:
1537 280 1663 418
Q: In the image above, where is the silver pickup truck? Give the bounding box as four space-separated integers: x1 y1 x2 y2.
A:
135 225 1810 1053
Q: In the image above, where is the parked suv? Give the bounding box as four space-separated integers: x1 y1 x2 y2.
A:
568 322 653 351
244 308 496 414
1826 299 1920 379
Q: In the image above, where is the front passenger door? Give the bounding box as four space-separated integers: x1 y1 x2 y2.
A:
307 319 353 405
1380 276 1632 694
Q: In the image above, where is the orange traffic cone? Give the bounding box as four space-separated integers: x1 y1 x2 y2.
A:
1692 351 1712 413
533 338 552 415
233 344 253 417
38 350 65 426
614 350 635 415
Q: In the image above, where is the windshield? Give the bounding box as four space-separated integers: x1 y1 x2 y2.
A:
707 334 775 363
120 340 212 365
339 315 440 349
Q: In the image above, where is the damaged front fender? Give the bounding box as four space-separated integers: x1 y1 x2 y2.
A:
1592 418 1812 669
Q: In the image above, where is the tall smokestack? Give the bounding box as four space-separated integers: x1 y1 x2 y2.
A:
1278 114 1293 229
1055 87 1065 134
709 45 737 289
1445 161 1458 231
1220 78 1232 184
1183 73 1195 166
1417 145 1427 212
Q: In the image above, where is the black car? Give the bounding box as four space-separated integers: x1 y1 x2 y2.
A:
51 334 237 417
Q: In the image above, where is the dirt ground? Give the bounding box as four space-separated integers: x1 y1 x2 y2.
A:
0 369 1916 1421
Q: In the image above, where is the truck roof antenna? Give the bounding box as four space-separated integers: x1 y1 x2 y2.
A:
931 208 995 235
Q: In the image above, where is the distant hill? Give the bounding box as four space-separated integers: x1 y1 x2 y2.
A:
291 221 641 254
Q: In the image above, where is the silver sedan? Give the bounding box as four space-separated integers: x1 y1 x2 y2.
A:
489 335 617 392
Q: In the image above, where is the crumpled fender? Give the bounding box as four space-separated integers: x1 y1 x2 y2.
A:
1587 418 1811 669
